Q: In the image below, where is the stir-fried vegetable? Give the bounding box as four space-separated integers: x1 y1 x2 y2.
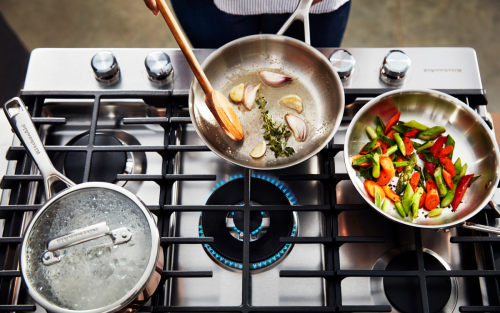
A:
352 111 478 221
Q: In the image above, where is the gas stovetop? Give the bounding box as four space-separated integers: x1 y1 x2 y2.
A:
0 47 499 313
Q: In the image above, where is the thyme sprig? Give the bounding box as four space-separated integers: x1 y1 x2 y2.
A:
256 91 295 158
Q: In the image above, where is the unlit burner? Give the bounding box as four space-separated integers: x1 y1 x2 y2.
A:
64 133 133 185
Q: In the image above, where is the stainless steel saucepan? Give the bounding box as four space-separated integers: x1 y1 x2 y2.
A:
344 89 500 234
4 97 162 313
188 0 345 170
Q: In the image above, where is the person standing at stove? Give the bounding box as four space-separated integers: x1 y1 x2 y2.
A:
143 0 351 48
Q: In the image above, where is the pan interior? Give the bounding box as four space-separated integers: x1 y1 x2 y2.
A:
190 35 344 169
24 187 152 310
345 91 500 227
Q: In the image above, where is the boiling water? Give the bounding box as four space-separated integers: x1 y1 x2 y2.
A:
220 69 319 161
25 188 153 310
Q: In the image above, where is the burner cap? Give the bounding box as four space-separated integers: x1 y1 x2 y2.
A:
232 211 262 233
64 134 127 184
383 251 451 313
201 177 297 270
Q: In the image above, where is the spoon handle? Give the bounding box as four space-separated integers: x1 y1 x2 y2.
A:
156 0 213 95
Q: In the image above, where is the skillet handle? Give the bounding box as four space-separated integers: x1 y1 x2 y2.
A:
3 97 75 199
277 0 314 45
460 222 500 235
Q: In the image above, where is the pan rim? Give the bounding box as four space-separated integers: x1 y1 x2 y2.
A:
343 88 500 230
20 182 160 313
188 34 345 170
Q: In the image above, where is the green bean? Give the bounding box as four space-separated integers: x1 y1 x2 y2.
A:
417 126 446 141
416 141 434 152
411 187 424 219
403 120 429 131
375 188 383 208
394 132 406 156
454 158 462 176
366 126 378 141
434 166 448 197
386 145 398 156
395 201 406 217
428 209 443 217
446 135 455 159
393 161 409 167
402 183 414 215
459 163 468 179
440 188 455 208
366 153 381 179
381 199 391 212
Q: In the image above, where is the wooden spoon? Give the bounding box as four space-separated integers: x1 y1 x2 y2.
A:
156 0 243 141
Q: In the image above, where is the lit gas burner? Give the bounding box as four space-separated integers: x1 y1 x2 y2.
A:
199 175 298 271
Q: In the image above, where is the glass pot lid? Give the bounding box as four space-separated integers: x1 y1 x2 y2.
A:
22 186 158 312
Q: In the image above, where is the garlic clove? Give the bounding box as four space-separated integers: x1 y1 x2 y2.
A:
258 71 293 87
229 83 244 103
242 84 260 110
285 113 307 142
250 141 266 158
279 95 303 113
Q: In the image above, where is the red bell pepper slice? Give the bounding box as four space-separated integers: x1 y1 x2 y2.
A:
404 128 420 138
451 174 474 211
387 130 395 140
384 112 401 135
429 136 446 156
381 142 388 154
424 162 436 176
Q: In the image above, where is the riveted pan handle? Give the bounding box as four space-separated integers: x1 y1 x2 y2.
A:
458 199 500 234
277 0 314 45
3 97 75 199
41 222 132 265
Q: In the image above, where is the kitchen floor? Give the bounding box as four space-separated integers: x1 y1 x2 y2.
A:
0 0 499 111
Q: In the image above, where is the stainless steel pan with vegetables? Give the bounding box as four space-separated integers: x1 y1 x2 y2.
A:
344 89 500 234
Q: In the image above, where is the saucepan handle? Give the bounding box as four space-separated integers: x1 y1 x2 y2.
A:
41 222 132 265
458 199 500 235
3 97 75 199
276 0 314 45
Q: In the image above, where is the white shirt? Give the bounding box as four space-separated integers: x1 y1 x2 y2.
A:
213 0 349 15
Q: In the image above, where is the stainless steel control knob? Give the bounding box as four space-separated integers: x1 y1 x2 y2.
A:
380 50 411 83
145 51 173 80
91 51 119 81
329 49 355 80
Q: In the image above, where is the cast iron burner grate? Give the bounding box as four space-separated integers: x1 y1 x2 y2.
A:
0 88 499 313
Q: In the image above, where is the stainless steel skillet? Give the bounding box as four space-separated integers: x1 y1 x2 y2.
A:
188 0 345 170
3 97 162 313
344 89 500 234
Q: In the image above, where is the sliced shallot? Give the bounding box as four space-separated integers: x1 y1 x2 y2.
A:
258 71 292 87
242 84 260 110
285 113 307 142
